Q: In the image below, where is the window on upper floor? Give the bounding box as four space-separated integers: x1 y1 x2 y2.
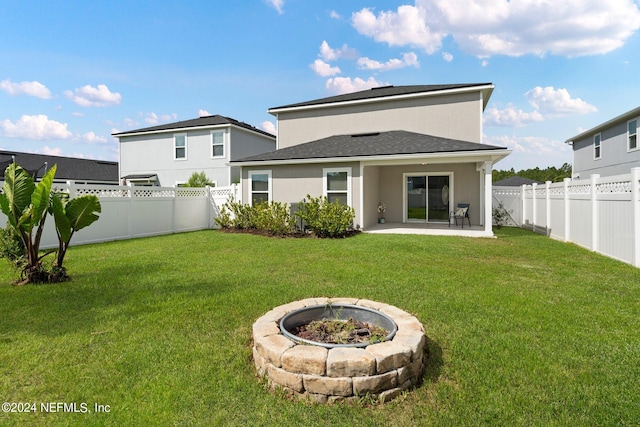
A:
594 133 601 159
212 131 225 158
249 170 271 206
174 134 187 160
323 167 351 205
628 119 637 151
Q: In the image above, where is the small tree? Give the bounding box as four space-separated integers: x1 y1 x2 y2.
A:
184 171 214 187
0 163 101 284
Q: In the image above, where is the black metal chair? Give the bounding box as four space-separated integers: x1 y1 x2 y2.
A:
449 203 471 228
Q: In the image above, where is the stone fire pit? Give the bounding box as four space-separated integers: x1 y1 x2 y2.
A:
252 298 427 404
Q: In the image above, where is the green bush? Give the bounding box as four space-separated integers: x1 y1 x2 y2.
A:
215 198 296 235
0 223 26 269
254 201 297 236
492 201 513 228
295 195 355 238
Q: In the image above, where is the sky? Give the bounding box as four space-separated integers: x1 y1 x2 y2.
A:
1 0 640 172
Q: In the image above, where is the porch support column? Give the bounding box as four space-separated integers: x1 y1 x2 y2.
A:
484 160 493 234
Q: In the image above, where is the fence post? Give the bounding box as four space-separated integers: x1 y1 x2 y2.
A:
632 168 640 267
172 187 178 233
591 174 599 252
521 184 526 228
532 183 537 233
563 178 571 242
545 181 551 236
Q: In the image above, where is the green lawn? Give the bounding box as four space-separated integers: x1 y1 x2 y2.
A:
1 228 639 426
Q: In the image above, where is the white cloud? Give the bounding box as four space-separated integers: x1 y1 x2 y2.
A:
442 52 453 62
79 131 107 144
352 0 640 58
310 59 342 77
485 134 572 169
525 86 597 116
485 86 596 127
325 77 389 95
198 109 211 117
484 106 545 127
0 115 72 140
260 121 277 135
0 79 52 99
329 10 342 19
65 84 121 107
266 0 284 14
351 5 445 54
39 146 63 156
71 112 84 117
143 112 177 125
123 118 138 128
357 52 419 71
319 40 358 62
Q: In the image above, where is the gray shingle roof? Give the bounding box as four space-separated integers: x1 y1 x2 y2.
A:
269 83 493 111
233 131 507 163
112 114 275 138
0 150 118 182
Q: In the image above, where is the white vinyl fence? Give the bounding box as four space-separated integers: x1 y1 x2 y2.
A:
0 182 240 249
493 167 640 268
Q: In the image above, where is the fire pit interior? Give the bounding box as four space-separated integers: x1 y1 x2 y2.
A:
252 298 427 404
280 303 397 348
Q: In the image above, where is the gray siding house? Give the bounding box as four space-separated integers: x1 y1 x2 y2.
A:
231 84 511 236
113 115 276 187
566 106 640 179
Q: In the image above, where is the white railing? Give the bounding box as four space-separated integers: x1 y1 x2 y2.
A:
493 167 640 268
0 182 240 249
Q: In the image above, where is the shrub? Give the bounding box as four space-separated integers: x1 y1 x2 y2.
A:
492 201 513 228
215 198 296 235
254 201 297 236
0 223 26 270
295 195 355 238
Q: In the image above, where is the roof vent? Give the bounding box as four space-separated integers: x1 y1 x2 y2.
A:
351 132 380 138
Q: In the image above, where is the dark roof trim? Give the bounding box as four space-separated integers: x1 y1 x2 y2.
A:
112 114 275 139
231 130 509 166
269 83 494 114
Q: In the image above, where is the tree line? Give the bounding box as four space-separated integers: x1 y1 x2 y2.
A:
493 163 572 183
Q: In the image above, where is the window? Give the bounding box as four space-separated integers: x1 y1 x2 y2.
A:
628 120 637 151
174 134 187 159
249 170 271 206
594 133 601 159
323 167 351 205
212 131 225 157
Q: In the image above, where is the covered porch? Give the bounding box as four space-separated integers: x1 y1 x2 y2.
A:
359 157 503 236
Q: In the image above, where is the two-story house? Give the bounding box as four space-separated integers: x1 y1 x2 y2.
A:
113 115 276 187
231 84 511 236
565 106 640 179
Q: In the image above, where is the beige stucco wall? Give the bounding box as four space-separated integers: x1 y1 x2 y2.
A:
241 162 362 226
275 91 483 149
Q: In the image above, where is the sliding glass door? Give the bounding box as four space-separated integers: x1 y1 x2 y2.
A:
405 174 450 222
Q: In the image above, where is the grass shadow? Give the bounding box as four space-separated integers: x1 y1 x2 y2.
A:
423 335 443 384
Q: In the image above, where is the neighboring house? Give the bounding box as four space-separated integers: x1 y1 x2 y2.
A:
231 84 511 235
113 115 276 187
565 106 640 179
494 176 542 187
0 150 118 184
